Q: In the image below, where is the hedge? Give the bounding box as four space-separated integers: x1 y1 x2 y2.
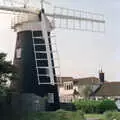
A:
73 100 117 113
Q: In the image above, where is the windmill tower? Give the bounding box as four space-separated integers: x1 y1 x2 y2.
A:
0 0 105 111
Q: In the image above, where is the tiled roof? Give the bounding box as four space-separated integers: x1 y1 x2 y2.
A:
94 82 120 96
57 77 73 86
73 77 100 85
61 77 73 82
57 76 101 86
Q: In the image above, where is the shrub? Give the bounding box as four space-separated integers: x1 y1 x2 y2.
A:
73 99 117 113
98 100 117 113
104 111 120 120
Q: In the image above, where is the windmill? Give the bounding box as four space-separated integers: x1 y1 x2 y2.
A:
0 0 105 111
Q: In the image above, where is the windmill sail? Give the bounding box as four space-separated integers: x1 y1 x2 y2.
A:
0 0 39 14
0 0 105 32
46 6 105 32
0 6 37 14
0 0 29 7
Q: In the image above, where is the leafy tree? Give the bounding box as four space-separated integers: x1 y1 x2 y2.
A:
73 89 79 100
0 53 16 96
79 85 93 100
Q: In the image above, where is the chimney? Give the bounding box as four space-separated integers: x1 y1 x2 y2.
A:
99 68 104 83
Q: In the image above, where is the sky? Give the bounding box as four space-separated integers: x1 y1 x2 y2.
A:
0 0 120 81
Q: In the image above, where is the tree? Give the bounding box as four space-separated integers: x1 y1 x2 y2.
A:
0 53 16 96
79 85 93 100
73 89 79 100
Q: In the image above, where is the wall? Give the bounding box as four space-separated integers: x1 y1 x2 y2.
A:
11 93 45 113
59 82 100 102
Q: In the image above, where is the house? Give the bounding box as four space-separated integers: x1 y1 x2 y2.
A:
58 72 103 102
58 77 74 103
74 77 101 93
58 69 120 102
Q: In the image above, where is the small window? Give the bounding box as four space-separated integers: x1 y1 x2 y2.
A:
16 48 22 59
48 93 54 103
64 82 73 90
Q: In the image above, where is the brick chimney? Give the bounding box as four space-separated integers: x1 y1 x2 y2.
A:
99 68 104 83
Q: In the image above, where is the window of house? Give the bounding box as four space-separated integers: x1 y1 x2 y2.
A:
64 82 73 90
16 48 22 59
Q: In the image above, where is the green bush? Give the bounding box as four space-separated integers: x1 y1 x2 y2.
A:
73 100 117 113
104 111 120 120
21 110 85 120
98 100 117 113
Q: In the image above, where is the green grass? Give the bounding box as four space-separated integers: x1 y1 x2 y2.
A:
104 111 120 120
85 114 104 119
21 110 85 120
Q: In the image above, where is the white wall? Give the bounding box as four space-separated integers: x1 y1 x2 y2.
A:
59 83 100 102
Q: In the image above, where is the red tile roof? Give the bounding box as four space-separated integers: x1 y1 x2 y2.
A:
94 82 120 96
74 77 100 85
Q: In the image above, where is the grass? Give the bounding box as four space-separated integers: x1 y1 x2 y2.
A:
85 114 104 119
21 110 85 120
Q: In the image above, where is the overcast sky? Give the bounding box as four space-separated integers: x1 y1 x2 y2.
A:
0 0 120 81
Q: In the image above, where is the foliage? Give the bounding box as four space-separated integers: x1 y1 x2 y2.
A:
73 99 117 113
73 89 80 100
73 89 79 96
78 85 93 99
104 111 120 120
21 110 85 120
98 99 117 113
0 52 16 96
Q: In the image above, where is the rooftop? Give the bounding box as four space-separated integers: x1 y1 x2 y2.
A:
94 82 120 96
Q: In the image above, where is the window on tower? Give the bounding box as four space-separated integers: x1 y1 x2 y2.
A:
48 93 54 103
16 48 22 59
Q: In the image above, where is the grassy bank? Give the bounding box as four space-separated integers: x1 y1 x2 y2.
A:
21 110 85 120
85 112 120 120
3 109 120 120
85 114 104 120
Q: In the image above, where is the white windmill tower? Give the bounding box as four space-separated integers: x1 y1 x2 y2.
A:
0 0 105 111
